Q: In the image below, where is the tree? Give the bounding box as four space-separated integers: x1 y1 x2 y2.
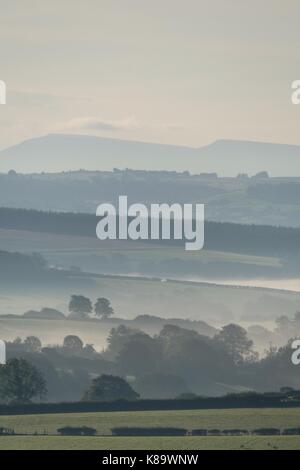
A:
0 358 47 404
157 324 234 387
94 298 114 319
24 336 42 353
68 295 92 319
82 374 139 402
215 324 254 363
117 337 161 376
63 335 84 352
105 325 143 359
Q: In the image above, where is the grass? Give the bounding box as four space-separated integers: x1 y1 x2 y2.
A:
0 435 300 450
1 408 300 436
0 228 281 266
1 408 300 450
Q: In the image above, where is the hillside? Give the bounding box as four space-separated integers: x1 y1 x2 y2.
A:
1 134 300 176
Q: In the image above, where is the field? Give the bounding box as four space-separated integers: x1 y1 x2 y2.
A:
1 408 300 449
1 408 300 436
1 226 300 333
0 228 282 267
1 267 300 337
1 435 300 450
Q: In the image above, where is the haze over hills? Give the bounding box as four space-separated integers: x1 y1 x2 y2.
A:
1 134 300 176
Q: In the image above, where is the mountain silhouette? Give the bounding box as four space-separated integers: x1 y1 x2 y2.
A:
1 133 300 176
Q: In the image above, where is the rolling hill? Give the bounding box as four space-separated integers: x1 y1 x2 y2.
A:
1 134 300 176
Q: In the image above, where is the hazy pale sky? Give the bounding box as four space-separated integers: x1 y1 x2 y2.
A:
0 0 300 150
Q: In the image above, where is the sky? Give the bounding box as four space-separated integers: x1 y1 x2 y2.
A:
0 0 300 151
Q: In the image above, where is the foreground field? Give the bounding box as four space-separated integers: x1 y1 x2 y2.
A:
0 435 300 450
1 408 300 436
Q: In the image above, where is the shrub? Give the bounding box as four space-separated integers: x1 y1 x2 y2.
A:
282 428 300 435
57 426 97 436
222 429 248 436
192 429 207 436
111 427 187 436
0 427 14 436
252 428 280 435
207 429 221 435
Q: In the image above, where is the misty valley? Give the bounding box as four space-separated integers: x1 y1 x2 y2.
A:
1 167 300 451
1 199 300 402
3 2 300 452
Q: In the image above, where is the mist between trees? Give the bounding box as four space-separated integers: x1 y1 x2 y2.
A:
1 310 300 404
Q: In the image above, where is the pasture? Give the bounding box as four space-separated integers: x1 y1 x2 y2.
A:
1 407 300 436
1 435 300 450
1 406 300 449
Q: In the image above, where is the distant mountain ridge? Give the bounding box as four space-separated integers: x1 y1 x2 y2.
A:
0 133 300 176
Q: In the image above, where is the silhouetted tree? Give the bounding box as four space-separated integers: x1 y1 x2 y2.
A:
63 335 84 353
117 339 160 376
94 298 114 319
105 325 144 359
215 324 254 363
0 358 47 404
82 374 139 402
24 336 42 353
68 295 92 319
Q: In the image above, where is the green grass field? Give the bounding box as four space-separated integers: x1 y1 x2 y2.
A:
1 407 300 449
1 408 300 445
1 435 300 450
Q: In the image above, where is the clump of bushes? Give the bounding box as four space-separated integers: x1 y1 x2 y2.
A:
111 427 187 436
252 428 280 436
207 429 221 436
192 429 207 436
282 428 300 435
0 427 14 436
111 426 287 437
57 426 97 436
222 429 248 436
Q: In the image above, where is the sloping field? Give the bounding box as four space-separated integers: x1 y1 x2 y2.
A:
1 408 300 436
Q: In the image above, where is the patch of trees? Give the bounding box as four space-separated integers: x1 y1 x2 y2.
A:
19 295 115 321
68 295 114 320
82 375 139 402
104 323 254 395
0 427 15 435
0 359 47 404
282 428 300 435
133 315 217 337
4 320 300 405
252 428 280 436
111 427 300 437
111 427 187 436
23 308 65 320
5 336 114 402
2 207 300 256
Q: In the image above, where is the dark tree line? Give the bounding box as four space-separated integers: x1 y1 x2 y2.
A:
1 206 300 256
